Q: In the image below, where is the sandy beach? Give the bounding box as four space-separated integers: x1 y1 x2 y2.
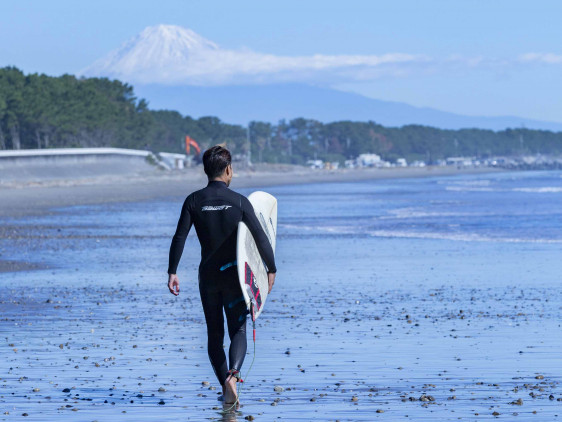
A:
0 164 497 218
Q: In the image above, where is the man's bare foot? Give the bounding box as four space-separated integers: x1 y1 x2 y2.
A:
223 375 238 405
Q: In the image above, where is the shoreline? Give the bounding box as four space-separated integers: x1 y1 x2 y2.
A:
0 165 503 218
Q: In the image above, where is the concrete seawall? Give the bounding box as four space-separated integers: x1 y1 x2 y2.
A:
0 148 171 183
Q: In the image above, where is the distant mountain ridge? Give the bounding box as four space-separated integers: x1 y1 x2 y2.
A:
82 24 562 131
134 83 562 131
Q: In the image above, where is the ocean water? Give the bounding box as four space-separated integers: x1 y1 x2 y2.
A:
1 170 561 421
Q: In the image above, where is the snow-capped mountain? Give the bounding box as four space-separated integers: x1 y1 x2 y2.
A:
81 25 562 131
81 25 222 84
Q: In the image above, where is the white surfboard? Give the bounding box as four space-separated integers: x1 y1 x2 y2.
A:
236 191 277 321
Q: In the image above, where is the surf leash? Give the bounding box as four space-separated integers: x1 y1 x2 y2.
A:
222 303 257 413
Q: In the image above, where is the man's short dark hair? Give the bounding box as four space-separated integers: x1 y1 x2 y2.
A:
203 145 231 179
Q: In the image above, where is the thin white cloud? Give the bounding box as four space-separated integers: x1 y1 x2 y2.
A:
81 25 555 86
518 52 562 64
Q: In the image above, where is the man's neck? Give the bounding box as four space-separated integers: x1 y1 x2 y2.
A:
209 178 228 186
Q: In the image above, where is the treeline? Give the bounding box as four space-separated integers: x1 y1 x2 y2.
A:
1 66 562 164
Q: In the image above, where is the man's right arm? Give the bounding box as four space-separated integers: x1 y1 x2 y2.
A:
168 196 193 275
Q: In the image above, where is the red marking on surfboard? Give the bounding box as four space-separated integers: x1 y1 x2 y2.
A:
245 262 262 312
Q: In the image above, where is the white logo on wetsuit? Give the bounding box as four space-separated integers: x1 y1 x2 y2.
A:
202 205 232 211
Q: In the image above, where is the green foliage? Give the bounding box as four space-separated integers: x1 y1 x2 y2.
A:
1 66 561 163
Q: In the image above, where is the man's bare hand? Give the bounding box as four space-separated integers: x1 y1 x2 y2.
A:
267 272 276 294
168 274 180 296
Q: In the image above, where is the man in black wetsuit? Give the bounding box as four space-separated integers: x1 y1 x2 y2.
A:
167 146 277 404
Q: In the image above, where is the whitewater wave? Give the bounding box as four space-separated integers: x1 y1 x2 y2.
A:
280 223 561 243
367 230 562 243
445 186 498 192
381 207 484 219
513 187 562 193
439 179 492 186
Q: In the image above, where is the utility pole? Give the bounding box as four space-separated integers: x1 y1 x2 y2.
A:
246 123 252 167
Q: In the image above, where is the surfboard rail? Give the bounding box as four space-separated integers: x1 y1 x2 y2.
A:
236 191 277 320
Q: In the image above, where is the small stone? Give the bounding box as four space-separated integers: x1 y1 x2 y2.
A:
273 385 284 393
535 375 544 380
62 388 71 393
202 381 210 386
493 411 500 416
33 388 40 392
245 416 255 421
509 398 523 405
158 400 165 405
22 413 28 417
351 396 358 402
158 387 166 392
376 409 384 413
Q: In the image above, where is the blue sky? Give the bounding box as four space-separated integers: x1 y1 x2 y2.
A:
1 0 561 121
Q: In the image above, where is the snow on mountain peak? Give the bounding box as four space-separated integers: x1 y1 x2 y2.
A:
80 25 220 84
137 25 219 52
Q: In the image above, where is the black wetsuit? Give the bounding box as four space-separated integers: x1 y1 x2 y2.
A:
168 180 276 385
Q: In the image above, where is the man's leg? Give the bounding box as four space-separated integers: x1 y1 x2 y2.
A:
220 278 247 405
199 279 228 386
223 279 248 374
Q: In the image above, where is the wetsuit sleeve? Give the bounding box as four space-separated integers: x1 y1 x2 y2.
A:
241 196 277 273
168 196 193 274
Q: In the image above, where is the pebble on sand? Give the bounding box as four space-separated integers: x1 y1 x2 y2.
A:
419 394 435 402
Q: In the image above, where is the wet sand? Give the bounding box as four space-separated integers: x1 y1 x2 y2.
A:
1 170 561 421
2 241 561 421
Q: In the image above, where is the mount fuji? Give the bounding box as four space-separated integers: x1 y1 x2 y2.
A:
81 25 562 131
